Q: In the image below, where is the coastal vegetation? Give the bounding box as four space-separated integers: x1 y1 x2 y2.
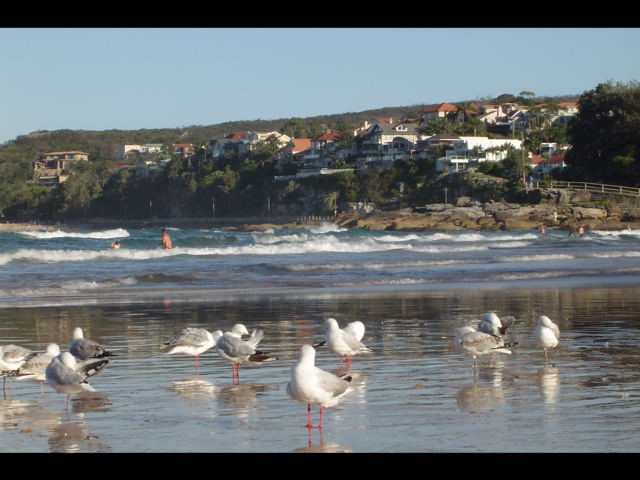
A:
0 81 637 223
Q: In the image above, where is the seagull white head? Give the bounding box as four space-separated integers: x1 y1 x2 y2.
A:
60 352 77 368
46 343 61 356
325 318 339 331
72 327 84 340
300 344 316 364
537 315 554 328
230 324 250 337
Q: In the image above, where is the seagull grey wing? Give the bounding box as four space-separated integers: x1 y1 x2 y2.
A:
76 358 110 378
316 368 350 397
218 335 256 357
70 338 113 360
462 331 503 352
245 329 264 349
168 328 210 348
3 345 33 363
477 319 497 336
18 353 52 375
342 331 371 353
46 359 85 386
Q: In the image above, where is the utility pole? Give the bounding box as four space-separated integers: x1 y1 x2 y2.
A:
521 127 527 189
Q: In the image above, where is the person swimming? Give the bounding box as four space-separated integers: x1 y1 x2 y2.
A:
109 241 121 249
161 228 172 249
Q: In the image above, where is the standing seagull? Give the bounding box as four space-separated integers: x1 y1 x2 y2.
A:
0 344 35 398
287 344 352 429
45 352 110 411
15 343 61 394
535 315 560 363
215 324 276 384
69 327 114 361
325 318 371 369
478 312 516 337
162 328 222 374
454 326 512 371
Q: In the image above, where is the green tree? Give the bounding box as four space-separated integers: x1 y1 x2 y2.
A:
567 80 640 184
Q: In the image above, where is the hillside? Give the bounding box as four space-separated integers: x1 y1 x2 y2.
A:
0 94 580 160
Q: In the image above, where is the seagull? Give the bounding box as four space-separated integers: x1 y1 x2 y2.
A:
215 324 277 384
286 344 352 430
45 352 110 410
0 344 35 398
454 326 512 371
69 327 114 361
478 312 516 337
162 328 223 374
15 343 61 394
324 318 371 369
535 315 560 363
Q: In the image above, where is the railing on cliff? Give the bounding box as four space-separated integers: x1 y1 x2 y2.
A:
533 181 640 197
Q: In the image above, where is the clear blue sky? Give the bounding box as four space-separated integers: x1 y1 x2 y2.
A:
1 28 639 144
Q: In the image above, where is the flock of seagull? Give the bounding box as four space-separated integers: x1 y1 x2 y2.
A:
0 313 560 431
454 313 561 369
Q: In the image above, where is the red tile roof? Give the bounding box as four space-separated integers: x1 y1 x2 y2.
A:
531 154 565 165
559 102 578 108
315 130 340 142
424 102 458 113
225 133 246 140
291 138 312 153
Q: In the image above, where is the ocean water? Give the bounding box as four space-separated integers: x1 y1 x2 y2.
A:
1 223 640 452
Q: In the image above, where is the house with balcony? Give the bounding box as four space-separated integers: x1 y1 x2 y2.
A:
434 136 522 172
33 151 89 186
275 138 313 170
353 120 419 170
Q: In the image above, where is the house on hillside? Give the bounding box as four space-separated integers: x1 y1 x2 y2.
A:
275 138 313 170
32 151 89 187
421 103 458 121
530 153 565 179
353 120 419 170
173 143 195 157
433 136 522 172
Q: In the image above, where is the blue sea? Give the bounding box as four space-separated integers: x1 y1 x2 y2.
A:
2 223 640 452
2 223 640 307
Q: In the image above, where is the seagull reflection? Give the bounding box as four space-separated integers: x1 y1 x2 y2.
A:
48 414 110 453
0 399 34 429
69 391 112 414
171 376 216 400
216 383 268 419
294 428 352 453
537 365 560 404
456 364 507 413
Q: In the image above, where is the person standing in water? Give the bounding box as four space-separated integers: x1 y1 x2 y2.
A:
161 228 173 249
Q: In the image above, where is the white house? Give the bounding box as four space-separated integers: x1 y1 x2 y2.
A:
435 136 523 172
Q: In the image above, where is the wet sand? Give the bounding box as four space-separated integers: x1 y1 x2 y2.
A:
1 286 640 452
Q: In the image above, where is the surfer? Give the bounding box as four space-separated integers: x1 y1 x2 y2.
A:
161 228 172 249
109 240 121 249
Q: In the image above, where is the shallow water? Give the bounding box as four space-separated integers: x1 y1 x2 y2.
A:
2 286 640 452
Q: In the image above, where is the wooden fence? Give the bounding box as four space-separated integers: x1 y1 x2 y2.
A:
533 181 640 197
